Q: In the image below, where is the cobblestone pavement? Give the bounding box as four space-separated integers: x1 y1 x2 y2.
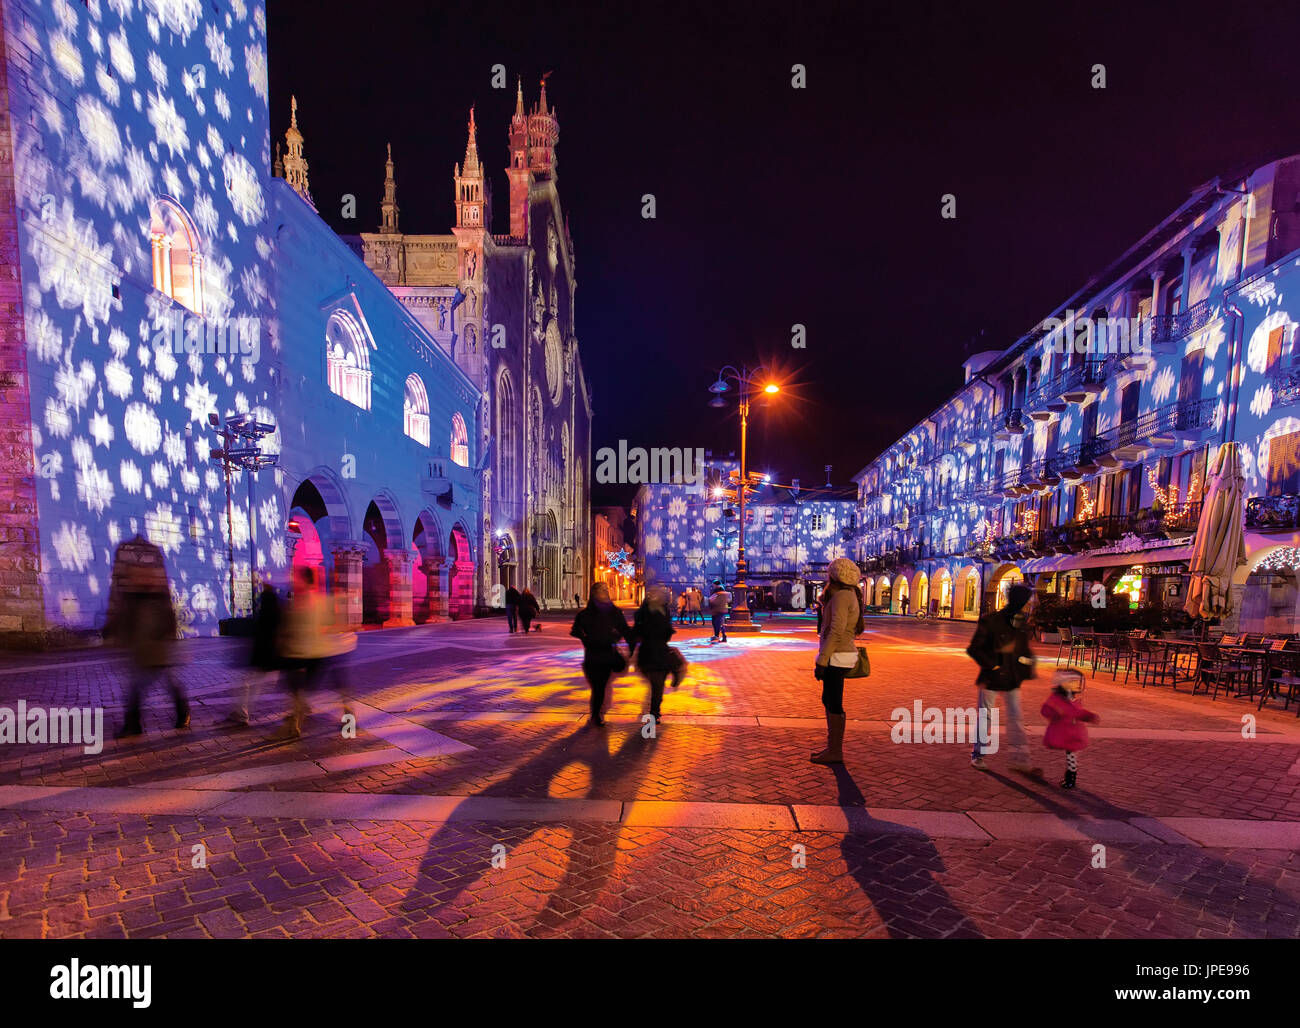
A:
1 613 1299 939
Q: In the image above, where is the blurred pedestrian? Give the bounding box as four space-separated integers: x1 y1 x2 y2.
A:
630 585 677 723
224 575 282 727
505 585 521 633
519 587 541 632
684 586 700 625
811 557 865 764
966 584 1042 776
676 590 687 624
570 582 631 727
708 581 731 642
105 545 189 739
275 565 344 739
1042 667 1099 789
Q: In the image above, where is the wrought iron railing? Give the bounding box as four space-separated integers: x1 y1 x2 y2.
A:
1246 495 1300 531
1150 299 1215 345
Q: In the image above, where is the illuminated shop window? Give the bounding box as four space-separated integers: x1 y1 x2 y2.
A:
150 198 205 315
403 373 430 446
450 411 470 467
326 310 372 410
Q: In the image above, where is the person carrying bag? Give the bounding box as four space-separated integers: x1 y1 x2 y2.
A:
811 557 868 765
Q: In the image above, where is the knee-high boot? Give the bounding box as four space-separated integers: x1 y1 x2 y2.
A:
810 713 846 764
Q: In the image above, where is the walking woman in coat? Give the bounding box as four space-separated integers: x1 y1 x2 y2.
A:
106 556 190 739
570 582 631 727
811 557 865 764
630 585 676 723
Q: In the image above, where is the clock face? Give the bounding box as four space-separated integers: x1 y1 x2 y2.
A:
544 321 563 405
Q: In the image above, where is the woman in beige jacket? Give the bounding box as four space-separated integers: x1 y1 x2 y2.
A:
812 557 866 764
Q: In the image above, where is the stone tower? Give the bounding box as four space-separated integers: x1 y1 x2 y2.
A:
452 107 487 388
282 96 314 208
380 143 399 234
506 79 530 240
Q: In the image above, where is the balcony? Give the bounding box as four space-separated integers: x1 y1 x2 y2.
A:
993 408 1027 442
1269 361 1300 409
1246 494 1300 532
1093 398 1216 465
1149 299 1215 351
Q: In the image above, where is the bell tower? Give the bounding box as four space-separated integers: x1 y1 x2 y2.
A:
506 78 530 240
528 74 559 181
452 107 487 388
380 143 399 234
282 95 315 209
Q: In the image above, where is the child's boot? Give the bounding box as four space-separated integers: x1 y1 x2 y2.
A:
1060 769 1077 789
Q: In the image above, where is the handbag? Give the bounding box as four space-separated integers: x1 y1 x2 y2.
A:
844 646 871 679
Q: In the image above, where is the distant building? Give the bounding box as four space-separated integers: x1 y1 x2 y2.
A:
593 506 633 602
854 155 1300 631
634 459 856 608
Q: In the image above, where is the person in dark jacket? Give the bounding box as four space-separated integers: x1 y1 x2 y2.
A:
966 583 1041 775
224 578 282 727
570 582 631 727
519 587 541 632
630 585 677 723
504 585 521 633
106 557 189 739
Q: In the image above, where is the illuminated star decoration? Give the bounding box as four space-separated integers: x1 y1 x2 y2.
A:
605 549 635 578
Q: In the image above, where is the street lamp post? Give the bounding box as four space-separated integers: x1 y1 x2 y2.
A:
709 365 780 631
209 412 278 616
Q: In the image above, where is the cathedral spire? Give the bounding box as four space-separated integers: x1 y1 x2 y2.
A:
282 95 315 208
514 77 525 119
380 142 399 234
462 106 481 176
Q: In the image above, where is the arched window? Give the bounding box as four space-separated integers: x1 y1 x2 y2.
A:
450 411 469 467
150 197 204 315
326 310 371 410
496 370 515 509
403 373 430 446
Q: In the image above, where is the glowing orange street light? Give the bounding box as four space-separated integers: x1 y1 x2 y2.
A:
763 383 780 394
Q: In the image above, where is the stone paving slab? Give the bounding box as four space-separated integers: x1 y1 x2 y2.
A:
621 800 795 830
965 811 1160 843
793 805 992 839
1159 818 1300 849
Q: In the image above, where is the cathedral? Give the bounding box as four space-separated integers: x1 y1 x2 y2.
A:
348 79 592 610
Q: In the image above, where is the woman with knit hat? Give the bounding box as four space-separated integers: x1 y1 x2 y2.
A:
811 557 866 764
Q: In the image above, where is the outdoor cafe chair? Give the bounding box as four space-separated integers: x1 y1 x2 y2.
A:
1092 633 1123 678
1195 643 1249 700
1055 626 1074 667
1069 626 1095 668
1128 637 1173 687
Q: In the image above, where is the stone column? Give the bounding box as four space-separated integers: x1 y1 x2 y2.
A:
452 560 476 619
421 558 447 620
1180 246 1194 310
384 548 414 627
330 541 366 629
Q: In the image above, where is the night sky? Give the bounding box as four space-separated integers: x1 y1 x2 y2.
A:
267 0 1300 507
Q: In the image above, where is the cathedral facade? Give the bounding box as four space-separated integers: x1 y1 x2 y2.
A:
356 81 593 610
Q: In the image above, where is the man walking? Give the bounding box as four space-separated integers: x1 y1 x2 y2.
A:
708 581 731 643
505 585 521 633
966 584 1042 776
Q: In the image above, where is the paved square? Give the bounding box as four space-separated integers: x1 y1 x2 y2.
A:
1 613 1298 938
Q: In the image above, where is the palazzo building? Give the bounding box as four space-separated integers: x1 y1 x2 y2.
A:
854 155 1300 632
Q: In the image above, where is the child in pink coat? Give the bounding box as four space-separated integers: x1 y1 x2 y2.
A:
1041 668 1099 789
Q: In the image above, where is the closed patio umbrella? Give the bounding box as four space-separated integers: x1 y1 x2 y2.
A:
1184 442 1247 620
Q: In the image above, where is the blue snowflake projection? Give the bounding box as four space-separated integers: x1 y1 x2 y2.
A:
10 0 276 634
